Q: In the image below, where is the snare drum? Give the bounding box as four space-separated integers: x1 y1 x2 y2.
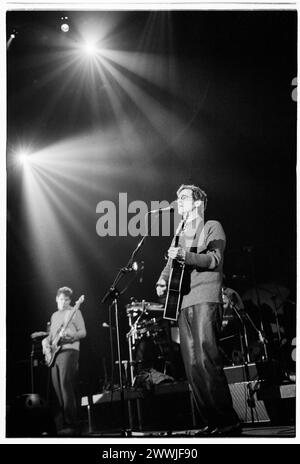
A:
126 302 145 317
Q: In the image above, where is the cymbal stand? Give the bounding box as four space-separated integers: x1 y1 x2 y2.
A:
270 295 283 343
30 342 36 393
229 301 251 364
230 300 268 359
241 309 268 348
126 309 144 386
127 326 136 387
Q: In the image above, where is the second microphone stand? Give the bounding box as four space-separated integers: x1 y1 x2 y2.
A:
229 297 268 423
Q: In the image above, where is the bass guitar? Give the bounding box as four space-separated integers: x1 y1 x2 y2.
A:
163 219 186 321
44 295 85 367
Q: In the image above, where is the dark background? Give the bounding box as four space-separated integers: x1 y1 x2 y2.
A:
6 10 297 400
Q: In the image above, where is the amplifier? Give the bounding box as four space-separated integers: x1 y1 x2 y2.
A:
223 362 295 424
224 363 270 423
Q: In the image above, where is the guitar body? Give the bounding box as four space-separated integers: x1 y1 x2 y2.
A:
164 261 185 321
45 344 62 368
163 219 186 321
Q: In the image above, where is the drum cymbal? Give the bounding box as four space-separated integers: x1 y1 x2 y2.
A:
126 301 164 312
145 303 164 311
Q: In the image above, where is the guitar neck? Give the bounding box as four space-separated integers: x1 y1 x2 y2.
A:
62 306 78 332
172 218 186 255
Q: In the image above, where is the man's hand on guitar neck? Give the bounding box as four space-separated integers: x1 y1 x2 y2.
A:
167 246 186 263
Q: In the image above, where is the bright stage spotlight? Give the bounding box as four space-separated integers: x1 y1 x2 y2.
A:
81 40 98 57
7 30 17 49
18 151 31 167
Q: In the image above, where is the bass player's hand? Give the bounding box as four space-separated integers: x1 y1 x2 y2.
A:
60 329 77 344
61 334 78 344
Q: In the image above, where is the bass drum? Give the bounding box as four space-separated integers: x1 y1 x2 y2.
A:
134 318 186 380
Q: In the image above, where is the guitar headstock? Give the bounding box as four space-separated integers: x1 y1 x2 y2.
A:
75 295 85 308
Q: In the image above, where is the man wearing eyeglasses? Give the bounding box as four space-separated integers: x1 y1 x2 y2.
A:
156 184 241 436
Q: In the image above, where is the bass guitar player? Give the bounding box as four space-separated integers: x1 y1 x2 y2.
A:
42 286 86 436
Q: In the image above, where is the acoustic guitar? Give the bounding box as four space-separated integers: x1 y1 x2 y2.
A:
163 219 186 321
44 295 85 367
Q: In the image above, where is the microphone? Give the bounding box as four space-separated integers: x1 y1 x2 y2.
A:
149 206 175 214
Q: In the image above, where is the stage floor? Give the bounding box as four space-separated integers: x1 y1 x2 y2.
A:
82 424 296 438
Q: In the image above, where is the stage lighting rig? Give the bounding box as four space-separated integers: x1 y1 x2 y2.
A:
60 16 69 33
7 29 17 49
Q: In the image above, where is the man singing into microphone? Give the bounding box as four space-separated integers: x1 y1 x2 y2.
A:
156 184 241 436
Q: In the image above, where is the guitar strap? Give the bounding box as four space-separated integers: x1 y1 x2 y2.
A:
62 311 70 334
63 307 77 330
176 217 187 244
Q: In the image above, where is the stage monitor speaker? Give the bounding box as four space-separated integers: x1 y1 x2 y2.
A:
228 381 270 424
224 364 270 423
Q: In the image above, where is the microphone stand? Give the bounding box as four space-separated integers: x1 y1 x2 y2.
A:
244 246 269 361
229 300 259 424
101 284 129 436
100 215 151 436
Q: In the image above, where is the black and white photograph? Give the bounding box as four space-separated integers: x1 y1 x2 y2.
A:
4 2 297 444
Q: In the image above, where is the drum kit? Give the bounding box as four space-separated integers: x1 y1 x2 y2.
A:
125 300 181 386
